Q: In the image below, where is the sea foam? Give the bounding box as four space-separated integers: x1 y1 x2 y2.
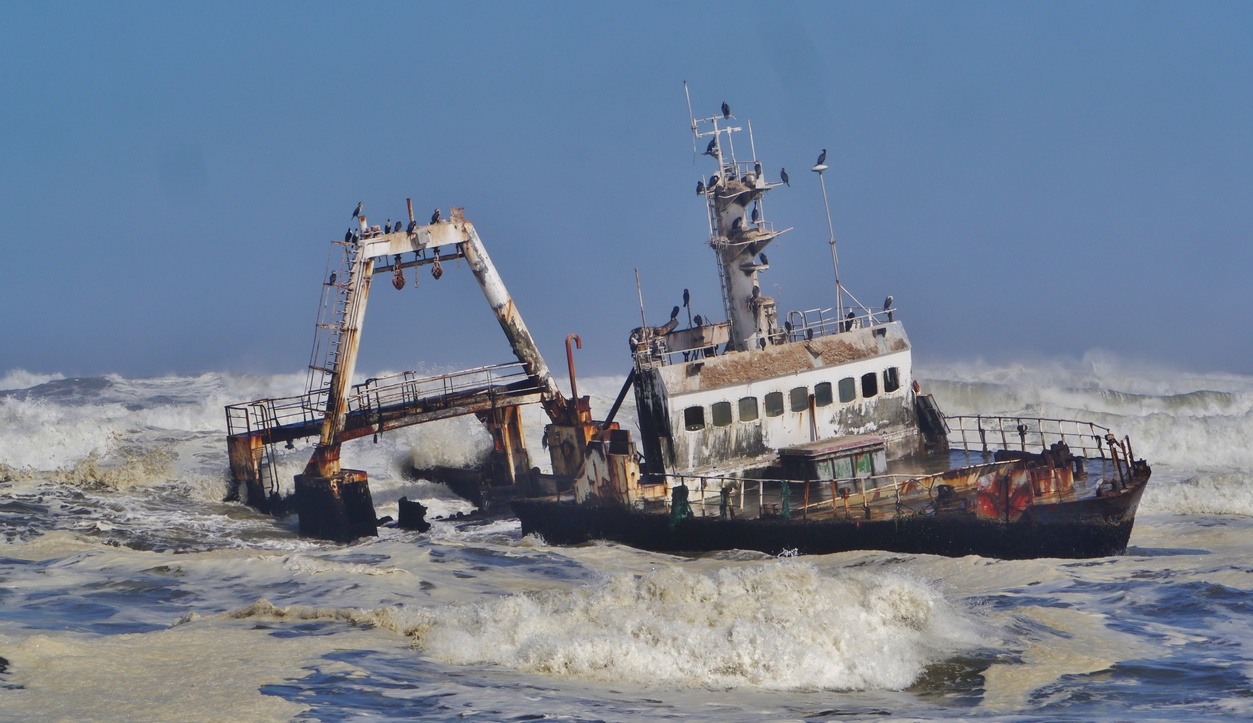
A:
411 562 983 691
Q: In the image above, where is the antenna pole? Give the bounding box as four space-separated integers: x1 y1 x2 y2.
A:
815 167 842 324
635 267 648 334
684 81 697 153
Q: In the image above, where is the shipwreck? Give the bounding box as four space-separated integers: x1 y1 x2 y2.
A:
224 91 1150 559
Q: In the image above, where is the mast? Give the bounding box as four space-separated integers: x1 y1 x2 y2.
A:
687 90 790 352
813 163 843 322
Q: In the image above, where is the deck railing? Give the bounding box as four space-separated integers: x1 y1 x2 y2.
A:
656 471 940 521
225 362 538 439
945 415 1141 486
946 415 1112 458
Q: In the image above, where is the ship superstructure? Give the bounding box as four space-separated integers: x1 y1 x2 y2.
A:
630 91 943 480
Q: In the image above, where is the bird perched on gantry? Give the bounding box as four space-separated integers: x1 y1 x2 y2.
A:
721 101 731 118
352 202 363 219
780 168 790 186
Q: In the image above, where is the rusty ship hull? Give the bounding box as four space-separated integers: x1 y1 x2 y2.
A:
514 467 1149 560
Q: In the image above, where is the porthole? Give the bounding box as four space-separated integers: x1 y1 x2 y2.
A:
738 397 759 422
838 377 856 403
861 372 878 399
765 392 784 417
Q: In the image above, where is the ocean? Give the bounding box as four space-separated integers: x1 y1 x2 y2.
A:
1 355 1251 721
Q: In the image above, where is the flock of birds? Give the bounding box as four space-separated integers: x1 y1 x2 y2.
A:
341 202 444 245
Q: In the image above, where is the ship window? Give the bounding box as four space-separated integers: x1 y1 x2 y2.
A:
884 367 900 393
711 401 732 427
861 372 878 398
683 406 705 431
790 387 809 412
838 377 856 403
764 392 784 417
738 396 759 422
814 382 833 407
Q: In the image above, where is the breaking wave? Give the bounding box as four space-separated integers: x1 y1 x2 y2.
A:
1 353 1250 524
225 562 985 691
921 351 1253 484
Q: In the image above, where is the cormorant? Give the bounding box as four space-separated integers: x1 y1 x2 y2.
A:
344 230 352 243
731 216 743 233
709 174 719 187
883 295 893 310
780 168 790 186
751 286 760 300
721 101 731 118
670 305 680 320
430 208 441 224
683 289 690 307
694 314 703 327
352 202 363 219
759 252 768 266
328 272 337 285
759 337 767 349
754 161 762 176
384 220 392 234
751 205 759 222
806 328 814 341
784 320 793 333
696 180 705 195
704 138 717 156
816 149 827 166
407 220 417 233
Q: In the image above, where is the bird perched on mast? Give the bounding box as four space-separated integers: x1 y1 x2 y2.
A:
352 202 363 219
780 168 790 186
704 138 717 157
696 180 705 195
721 101 731 118
430 208 441 224
683 289 690 307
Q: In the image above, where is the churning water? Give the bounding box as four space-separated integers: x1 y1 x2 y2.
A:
1 354 1252 721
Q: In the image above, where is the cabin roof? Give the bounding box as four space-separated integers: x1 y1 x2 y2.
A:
778 434 885 459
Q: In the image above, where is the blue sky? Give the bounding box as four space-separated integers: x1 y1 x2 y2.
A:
2 1 1250 377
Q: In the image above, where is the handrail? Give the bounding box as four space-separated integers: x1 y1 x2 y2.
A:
945 415 1140 485
632 306 897 366
945 415 1112 458
225 361 540 439
656 471 941 520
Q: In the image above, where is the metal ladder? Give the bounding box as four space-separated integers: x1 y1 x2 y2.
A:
305 240 359 404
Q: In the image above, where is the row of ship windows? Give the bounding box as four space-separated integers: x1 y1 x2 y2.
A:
683 368 902 431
